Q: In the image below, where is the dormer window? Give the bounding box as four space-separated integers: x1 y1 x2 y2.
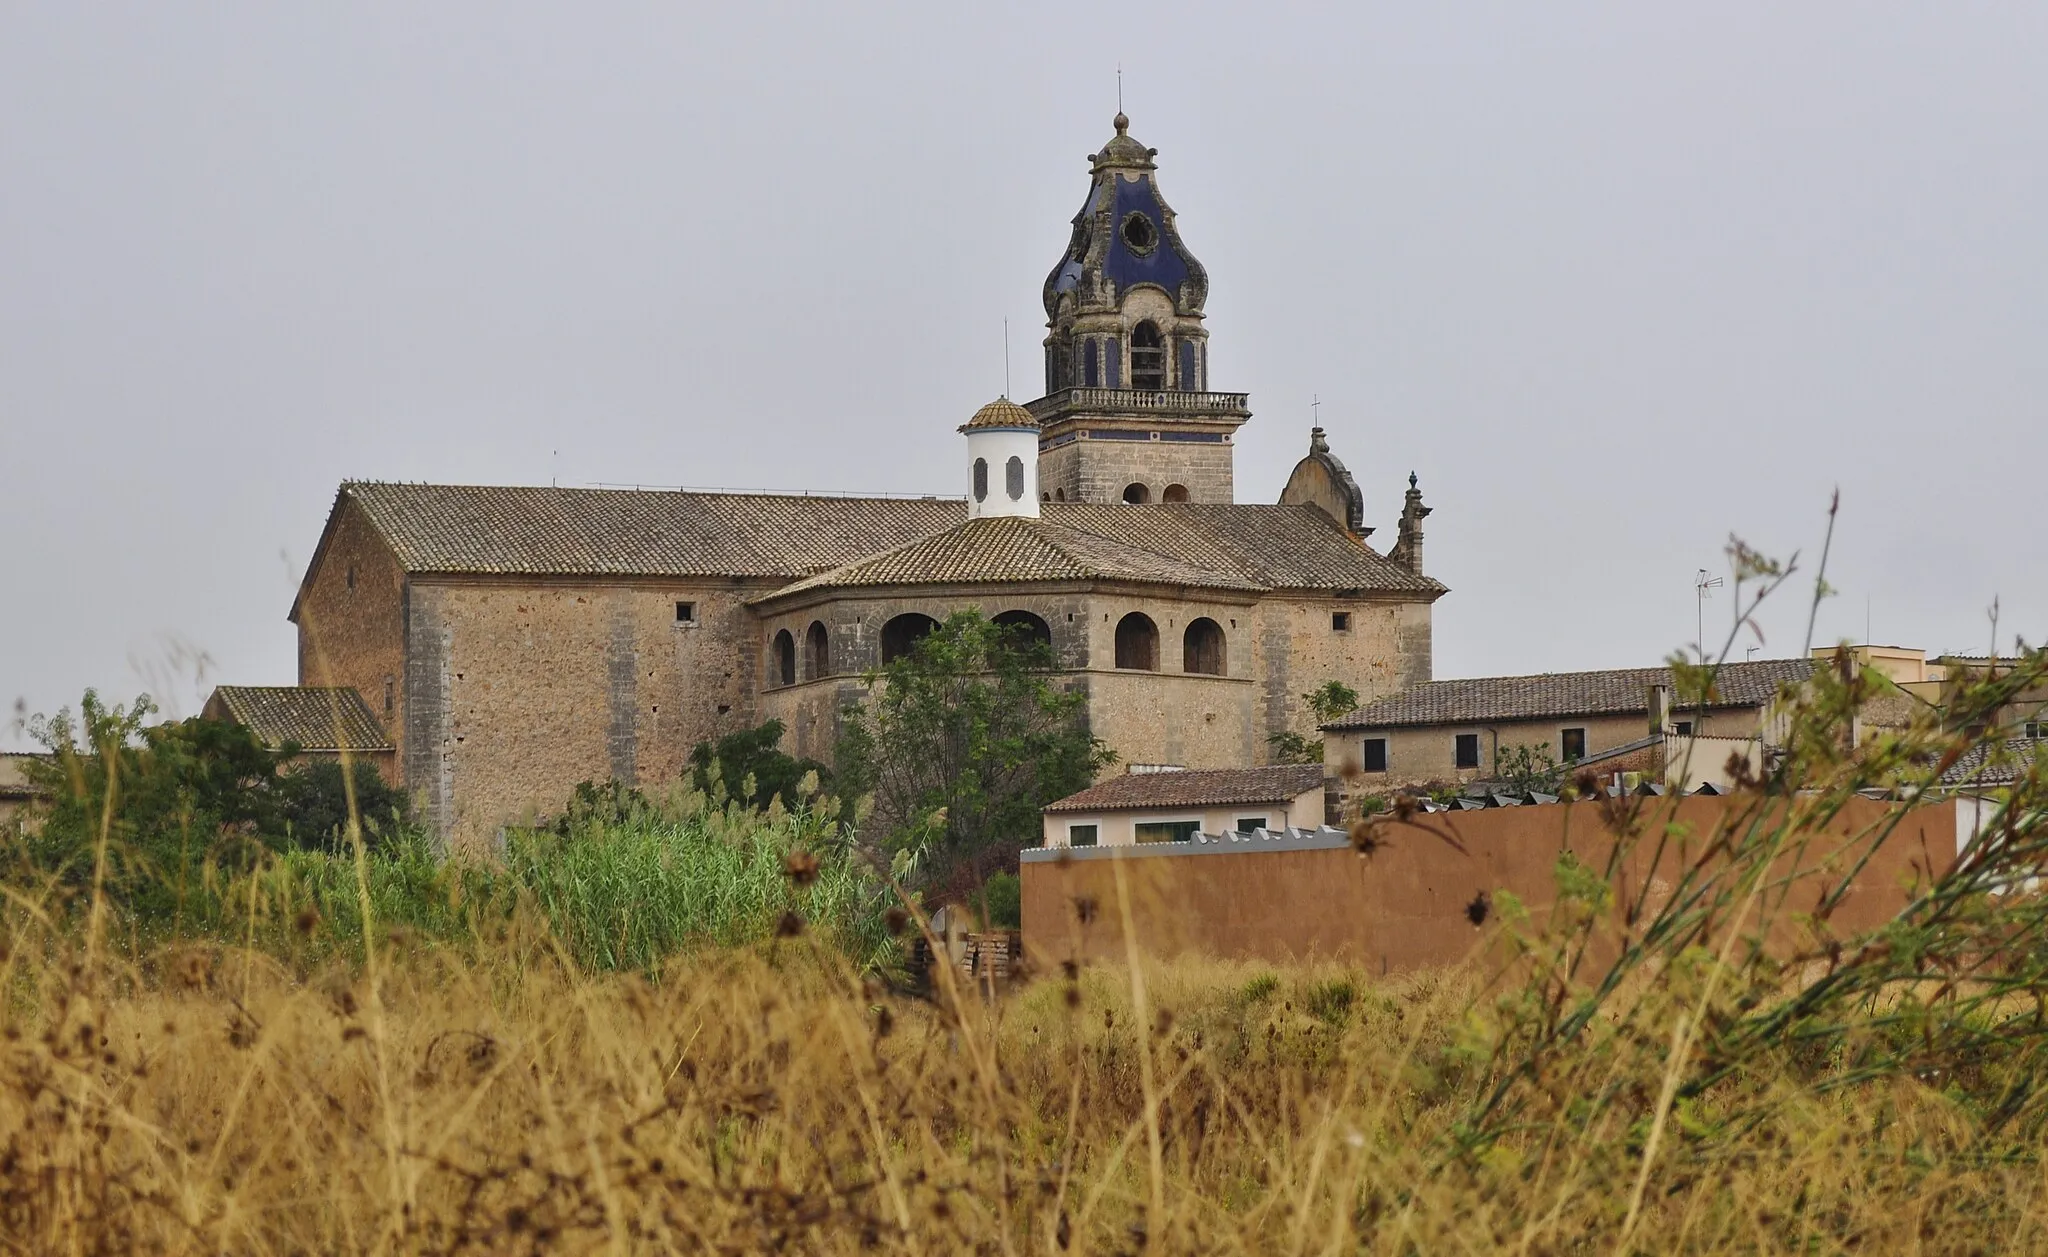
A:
1131 321 1165 390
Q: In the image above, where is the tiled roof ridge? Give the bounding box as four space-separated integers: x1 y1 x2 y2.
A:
211 685 393 752
1325 657 1816 731
1043 763 1327 812
759 513 1266 602
342 479 961 505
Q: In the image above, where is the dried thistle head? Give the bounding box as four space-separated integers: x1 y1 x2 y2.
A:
294 905 321 935
1465 891 1491 927
775 911 805 938
1348 818 1384 857
1072 895 1098 926
883 906 910 936
782 850 820 887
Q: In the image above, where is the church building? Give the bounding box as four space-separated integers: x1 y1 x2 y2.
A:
277 115 1447 847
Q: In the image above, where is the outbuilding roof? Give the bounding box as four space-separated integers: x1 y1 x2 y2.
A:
206 686 393 753
1939 738 2047 789
1324 658 1815 732
1043 764 1327 813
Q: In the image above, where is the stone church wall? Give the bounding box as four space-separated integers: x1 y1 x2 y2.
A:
295 498 408 766
401 579 767 849
1037 437 1235 504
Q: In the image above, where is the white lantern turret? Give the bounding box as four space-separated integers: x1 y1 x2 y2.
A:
959 397 1041 519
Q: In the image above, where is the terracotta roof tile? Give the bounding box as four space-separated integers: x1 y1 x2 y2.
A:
209 687 393 752
330 484 1444 600
1044 764 1327 813
1940 738 2047 788
760 515 1265 599
339 483 964 579
1325 659 1815 731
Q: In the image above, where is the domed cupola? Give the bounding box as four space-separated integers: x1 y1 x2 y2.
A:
959 397 1041 519
1026 114 1250 507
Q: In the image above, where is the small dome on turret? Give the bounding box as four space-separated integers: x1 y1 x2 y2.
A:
959 396 1039 433
1092 112 1158 173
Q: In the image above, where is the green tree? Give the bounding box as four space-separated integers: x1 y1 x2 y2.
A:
1267 680 1364 764
688 719 827 810
20 692 294 923
277 758 410 850
834 611 1114 906
1493 741 1565 794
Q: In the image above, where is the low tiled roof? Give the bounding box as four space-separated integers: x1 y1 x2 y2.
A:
0 752 50 800
757 503 1443 603
208 687 392 752
1940 738 2047 788
336 483 964 580
760 515 1265 599
1324 658 1815 731
1043 764 1327 813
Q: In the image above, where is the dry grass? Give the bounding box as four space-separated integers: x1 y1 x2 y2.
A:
1 920 2041 1255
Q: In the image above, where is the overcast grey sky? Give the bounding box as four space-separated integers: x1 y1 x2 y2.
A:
3 3 2043 745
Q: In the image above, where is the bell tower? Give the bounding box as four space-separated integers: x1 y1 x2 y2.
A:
1029 114 1251 505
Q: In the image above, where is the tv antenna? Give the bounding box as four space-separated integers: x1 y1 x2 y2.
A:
1695 569 1724 662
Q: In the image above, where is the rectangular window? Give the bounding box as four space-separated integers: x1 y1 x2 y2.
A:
1106 337 1122 388
1084 339 1099 387
2026 721 2046 740
383 676 395 717
1179 341 1197 391
674 601 695 623
1362 737 1388 773
1455 733 1480 770
1674 720 1694 736
1332 611 1352 631
1067 823 1098 847
1235 816 1268 833
1135 820 1200 844
1561 727 1586 761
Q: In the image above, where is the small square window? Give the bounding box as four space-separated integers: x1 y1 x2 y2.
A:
1674 720 1694 736
674 601 695 624
1362 737 1388 773
1332 611 1352 631
1562 727 1586 761
1455 733 1480 769
1235 816 1268 834
1067 824 1098 847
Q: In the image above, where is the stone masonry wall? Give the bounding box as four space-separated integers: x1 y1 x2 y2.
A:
407 578 771 849
1253 598 1430 761
753 587 1428 776
1037 436 1234 504
295 498 407 763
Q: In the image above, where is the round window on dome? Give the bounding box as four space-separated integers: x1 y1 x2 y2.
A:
1120 212 1157 254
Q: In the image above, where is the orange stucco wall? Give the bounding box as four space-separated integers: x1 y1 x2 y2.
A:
1021 795 1959 972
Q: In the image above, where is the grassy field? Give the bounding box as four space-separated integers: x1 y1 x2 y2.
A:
5 651 2048 1251
3 924 2045 1253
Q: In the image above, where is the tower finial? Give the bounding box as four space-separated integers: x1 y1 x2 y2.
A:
1409 470 1418 489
